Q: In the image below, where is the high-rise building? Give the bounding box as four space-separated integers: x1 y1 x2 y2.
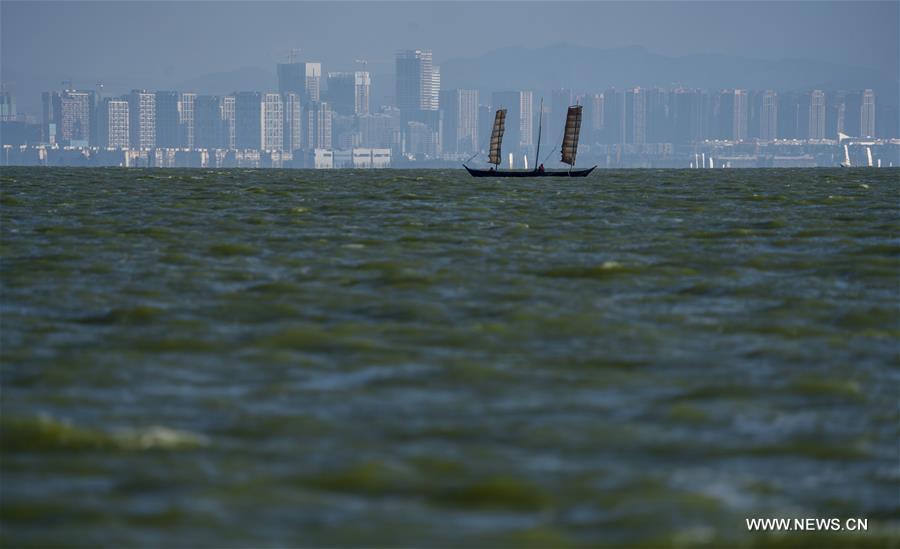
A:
760 90 778 140
97 97 129 149
277 61 322 104
325 72 356 116
860 89 875 137
39 89 95 146
282 92 302 152
234 92 262 150
807 90 825 140
58 90 95 147
221 95 236 149
645 88 671 143
396 49 436 112
0 91 16 121
325 71 371 117
598 88 623 144
41 91 59 144
478 104 493 153
355 71 371 116
585 93 603 143
430 67 440 111
624 88 646 145
305 101 332 150
155 91 180 148
358 111 400 150
262 93 283 151
194 95 223 150
439 89 479 155
717 89 747 141
550 88 573 144
777 92 801 139
179 92 196 149
670 88 706 144
128 90 156 150
305 63 322 103
732 89 748 141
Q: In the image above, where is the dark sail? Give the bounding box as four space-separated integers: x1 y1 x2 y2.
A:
560 105 583 166
488 109 507 166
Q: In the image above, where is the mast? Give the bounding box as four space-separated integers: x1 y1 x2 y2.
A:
535 98 543 171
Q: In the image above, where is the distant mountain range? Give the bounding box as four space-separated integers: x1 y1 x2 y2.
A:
440 43 898 106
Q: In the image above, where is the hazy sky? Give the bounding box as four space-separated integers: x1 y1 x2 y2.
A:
2 1 897 112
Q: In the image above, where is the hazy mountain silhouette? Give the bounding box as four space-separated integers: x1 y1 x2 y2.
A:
441 43 897 105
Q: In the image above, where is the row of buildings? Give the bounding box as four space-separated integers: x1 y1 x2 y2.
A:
0 48 896 168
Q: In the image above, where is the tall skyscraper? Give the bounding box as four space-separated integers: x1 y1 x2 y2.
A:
598 88 623 144
97 97 129 149
278 61 321 104
430 67 440 111
325 71 371 116
645 87 671 143
0 91 16 121
58 90 95 147
585 93 603 143
221 95 235 149
670 88 706 144
477 105 493 153
39 89 95 146
234 92 262 150
194 95 223 150
128 90 156 150
760 90 778 140
282 92 302 152
717 89 747 141
440 89 479 155
155 91 180 148
179 92 196 149
41 91 59 144
623 88 646 145
355 71 371 116
262 93 283 151
777 92 801 139
550 88 573 143
325 72 356 116
396 49 436 112
808 90 825 139
305 63 322 103
732 89 748 141
860 89 875 137
305 101 332 150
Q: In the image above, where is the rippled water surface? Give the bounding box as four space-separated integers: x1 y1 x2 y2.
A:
1 167 898 547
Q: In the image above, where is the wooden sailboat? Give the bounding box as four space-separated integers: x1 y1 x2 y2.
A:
464 100 596 177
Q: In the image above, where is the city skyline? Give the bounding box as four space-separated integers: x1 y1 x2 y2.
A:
2 2 897 168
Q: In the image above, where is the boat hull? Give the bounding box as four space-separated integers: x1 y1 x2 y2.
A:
464 165 596 178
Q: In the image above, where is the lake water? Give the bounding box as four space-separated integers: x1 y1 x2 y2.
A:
1 167 898 546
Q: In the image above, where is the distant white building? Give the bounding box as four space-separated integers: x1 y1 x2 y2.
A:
333 148 391 168
312 148 333 169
